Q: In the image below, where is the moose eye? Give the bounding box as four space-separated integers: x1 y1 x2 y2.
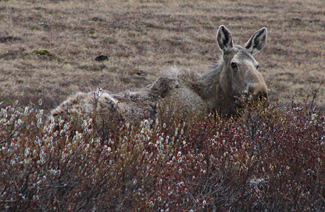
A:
231 62 237 69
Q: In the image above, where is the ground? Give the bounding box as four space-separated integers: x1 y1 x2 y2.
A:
1 0 325 112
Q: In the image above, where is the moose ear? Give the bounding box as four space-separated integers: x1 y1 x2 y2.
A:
217 25 233 52
244 27 267 55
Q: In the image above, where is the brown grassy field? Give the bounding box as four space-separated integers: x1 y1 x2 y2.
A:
1 0 325 113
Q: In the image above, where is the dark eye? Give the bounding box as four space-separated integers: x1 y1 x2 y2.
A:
256 65 260 69
231 62 237 69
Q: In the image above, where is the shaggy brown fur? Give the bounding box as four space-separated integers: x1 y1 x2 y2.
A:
51 25 268 123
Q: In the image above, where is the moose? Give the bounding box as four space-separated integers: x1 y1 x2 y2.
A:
51 25 268 124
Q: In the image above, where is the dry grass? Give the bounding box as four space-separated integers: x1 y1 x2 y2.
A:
0 0 325 112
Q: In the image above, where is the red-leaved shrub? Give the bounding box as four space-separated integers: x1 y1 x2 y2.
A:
1 99 324 211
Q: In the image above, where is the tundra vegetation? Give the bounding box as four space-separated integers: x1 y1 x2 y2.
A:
0 0 325 211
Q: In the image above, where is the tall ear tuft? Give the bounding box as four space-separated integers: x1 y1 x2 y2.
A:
244 27 267 55
217 25 233 53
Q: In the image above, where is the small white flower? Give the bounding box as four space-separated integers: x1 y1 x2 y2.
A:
311 113 318 120
178 158 182 163
24 107 29 114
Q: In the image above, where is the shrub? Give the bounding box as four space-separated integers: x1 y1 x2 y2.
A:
0 100 324 211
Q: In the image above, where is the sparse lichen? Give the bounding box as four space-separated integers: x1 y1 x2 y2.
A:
32 49 52 56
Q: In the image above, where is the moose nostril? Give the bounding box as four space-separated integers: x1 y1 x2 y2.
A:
247 84 255 94
258 91 268 101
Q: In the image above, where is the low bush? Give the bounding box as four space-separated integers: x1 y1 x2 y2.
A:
0 100 324 211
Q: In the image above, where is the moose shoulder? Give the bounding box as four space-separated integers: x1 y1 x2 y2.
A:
51 25 268 123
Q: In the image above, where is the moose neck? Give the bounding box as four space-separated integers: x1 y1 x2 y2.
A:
195 59 236 113
197 61 223 99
